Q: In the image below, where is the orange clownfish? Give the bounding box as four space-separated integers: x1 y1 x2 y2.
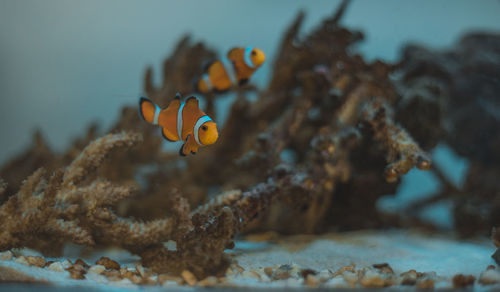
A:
139 94 218 156
196 46 266 93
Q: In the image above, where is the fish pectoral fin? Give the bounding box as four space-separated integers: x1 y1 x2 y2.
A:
184 134 200 156
190 143 198 155
179 144 187 157
179 134 196 157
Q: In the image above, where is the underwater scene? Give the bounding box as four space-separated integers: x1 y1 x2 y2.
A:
1 0 500 290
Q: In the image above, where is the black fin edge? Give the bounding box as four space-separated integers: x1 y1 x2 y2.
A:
214 88 230 94
192 78 201 93
186 96 198 103
139 97 152 121
190 151 196 155
179 145 186 157
203 59 217 72
239 78 249 86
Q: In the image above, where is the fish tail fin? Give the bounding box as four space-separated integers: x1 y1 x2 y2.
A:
196 77 210 93
202 59 216 72
139 97 161 125
194 60 217 94
192 77 201 93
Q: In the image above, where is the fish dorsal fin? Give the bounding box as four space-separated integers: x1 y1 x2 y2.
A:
227 47 241 61
184 96 199 109
167 93 182 108
168 98 181 109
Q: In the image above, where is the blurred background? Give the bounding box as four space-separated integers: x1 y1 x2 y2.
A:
1 0 500 165
0 0 499 231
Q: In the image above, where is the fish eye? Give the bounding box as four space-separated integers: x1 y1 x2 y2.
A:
251 50 257 56
201 125 207 131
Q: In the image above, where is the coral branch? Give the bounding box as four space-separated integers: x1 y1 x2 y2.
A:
360 98 431 182
62 132 142 187
0 132 178 256
0 0 459 279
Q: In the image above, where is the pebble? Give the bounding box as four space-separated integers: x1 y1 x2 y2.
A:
305 274 320 287
61 259 72 270
360 269 390 288
415 271 437 289
332 264 355 277
129 274 143 284
317 269 332 281
135 265 146 278
181 270 197 286
479 269 500 285
324 276 350 288
300 268 317 279
372 263 394 274
400 269 417 285
416 278 435 289
48 261 65 272
96 257 120 270
74 259 89 269
113 278 133 287
0 251 13 261
88 265 106 275
231 263 245 274
342 270 358 286
120 268 133 277
243 270 261 280
66 261 88 280
273 264 293 280
264 266 274 277
66 267 86 280
452 274 475 288
198 276 218 287
103 269 121 281
27 256 46 268
14 256 29 266
158 274 184 286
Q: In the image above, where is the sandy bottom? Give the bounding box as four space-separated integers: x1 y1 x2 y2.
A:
0 229 499 290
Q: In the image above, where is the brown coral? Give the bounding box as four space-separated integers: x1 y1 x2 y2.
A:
0 132 148 253
0 0 458 278
395 32 500 237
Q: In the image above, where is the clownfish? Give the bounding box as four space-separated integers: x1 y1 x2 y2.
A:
139 94 218 156
196 46 266 93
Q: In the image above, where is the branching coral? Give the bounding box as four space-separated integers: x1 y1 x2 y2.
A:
359 98 431 182
0 133 186 257
7 0 490 278
0 133 148 254
395 32 500 237
0 131 312 278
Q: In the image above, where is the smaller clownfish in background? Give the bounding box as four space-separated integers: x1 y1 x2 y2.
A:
195 46 266 93
139 94 218 156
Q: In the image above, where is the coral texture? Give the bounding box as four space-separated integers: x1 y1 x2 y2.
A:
0 1 432 276
395 32 500 237
1 0 498 279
